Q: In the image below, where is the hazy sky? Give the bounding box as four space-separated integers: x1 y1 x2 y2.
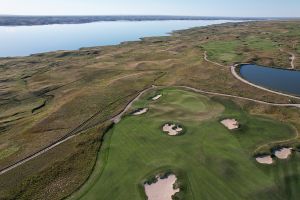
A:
1 0 299 17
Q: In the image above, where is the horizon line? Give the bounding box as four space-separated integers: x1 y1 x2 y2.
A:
0 14 300 19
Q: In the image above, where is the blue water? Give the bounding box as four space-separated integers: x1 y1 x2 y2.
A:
0 20 235 57
240 64 300 96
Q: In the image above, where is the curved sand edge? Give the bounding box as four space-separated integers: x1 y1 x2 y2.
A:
144 174 179 200
274 147 293 159
133 108 148 115
162 123 183 136
256 155 274 165
152 94 162 101
221 119 239 130
256 147 293 165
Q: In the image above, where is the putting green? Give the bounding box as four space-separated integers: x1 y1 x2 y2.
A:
73 88 299 200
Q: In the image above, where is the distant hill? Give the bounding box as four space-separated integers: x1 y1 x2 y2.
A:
0 15 265 26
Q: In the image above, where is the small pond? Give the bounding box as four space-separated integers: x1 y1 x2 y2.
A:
239 64 300 96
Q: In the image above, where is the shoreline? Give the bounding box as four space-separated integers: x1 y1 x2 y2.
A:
0 15 264 27
233 64 300 99
203 52 300 100
0 20 244 58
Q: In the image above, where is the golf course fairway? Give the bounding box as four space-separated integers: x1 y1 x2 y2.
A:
72 88 300 200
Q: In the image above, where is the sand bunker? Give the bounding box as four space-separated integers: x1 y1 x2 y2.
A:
163 123 183 136
274 147 292 159
144 174 179 200
152 94 162 101
256 155 274 165
221 119 239 130
133 108 148 115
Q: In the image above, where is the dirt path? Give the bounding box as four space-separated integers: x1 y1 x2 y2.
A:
231 65 300 101
0 134 78 176
178 84 300 156
0 84 155 176
112 85 155 123
204 51 300 153
279 48 295 69
204 51 227 67
175 85 300 108
1 83 300 176
290 53 295 69
203 51 300 100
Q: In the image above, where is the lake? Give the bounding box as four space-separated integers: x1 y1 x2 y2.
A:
240 64 300 96
0 20 235 57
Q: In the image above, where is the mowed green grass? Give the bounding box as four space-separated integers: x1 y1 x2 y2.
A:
202 40 243 64
73 88 299 200
202 36 278 65
243 36 278 51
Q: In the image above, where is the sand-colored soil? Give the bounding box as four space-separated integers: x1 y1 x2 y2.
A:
144 174 179 200
274 147 292 159
163 124 183 136
152 94 162 101
133 108 148 115
256 155 274 164
221 119 239 130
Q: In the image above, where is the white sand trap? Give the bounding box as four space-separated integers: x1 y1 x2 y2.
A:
274 147 292 159
163 124 183 136
133 108 148 115
152 94 162 101
221 119 239 130
144 174 179 200
256 155 274 165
